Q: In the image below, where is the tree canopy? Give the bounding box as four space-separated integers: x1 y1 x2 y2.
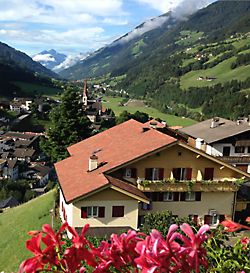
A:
40 88 92 162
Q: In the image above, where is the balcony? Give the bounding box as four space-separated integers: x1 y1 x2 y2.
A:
137 178 239 192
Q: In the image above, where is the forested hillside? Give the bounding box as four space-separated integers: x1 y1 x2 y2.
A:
0 42 61 98
60 1 250 120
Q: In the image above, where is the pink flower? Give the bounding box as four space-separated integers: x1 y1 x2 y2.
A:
135 224 182 273
221 220 243 232
178 224 210 272
240 237 249 245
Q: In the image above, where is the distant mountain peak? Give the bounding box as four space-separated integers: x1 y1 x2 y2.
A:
33 49 67 71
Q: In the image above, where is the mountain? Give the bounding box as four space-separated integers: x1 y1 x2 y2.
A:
0 42 62 98
60 1 250 81
59 13 175 79
33 49 67 71
0 42 58 78
60 1 250 121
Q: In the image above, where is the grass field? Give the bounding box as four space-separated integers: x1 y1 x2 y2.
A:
180 57 250 89
103 97 196 126
0 190 58 273
13 81 62 96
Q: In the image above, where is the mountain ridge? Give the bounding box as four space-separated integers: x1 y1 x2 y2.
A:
0 41 58 78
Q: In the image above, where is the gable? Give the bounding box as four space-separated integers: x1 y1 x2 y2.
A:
110 142 249 180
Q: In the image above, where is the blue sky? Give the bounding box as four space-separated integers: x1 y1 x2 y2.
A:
0 0 217 57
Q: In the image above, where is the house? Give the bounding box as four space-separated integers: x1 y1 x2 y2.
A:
2 159 19 180
0 196 19 210
9 101 22 113
55 119 250 236
9 98 32 113
22 163 51 187
179 117 250 173
13 148 36 162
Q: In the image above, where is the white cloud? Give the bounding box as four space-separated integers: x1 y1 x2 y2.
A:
0 0 125 25
33 54 56 63
103 18 128 25
113 15 169 45
136 0 217 17
172 0 217 20
0 27 106 46
136 0 182 13
53 53 87 71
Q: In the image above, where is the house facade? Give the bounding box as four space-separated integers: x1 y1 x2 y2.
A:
179 117 250 173
56 119 250 235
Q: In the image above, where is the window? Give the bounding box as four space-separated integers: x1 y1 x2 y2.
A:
185 192 196 201
222 146 230 156
124 168 131 177
81 206 105 218
211 214 219 225
180 192 201 202
124 168 137 178
141 202 152 210
145 168 164 180
163 192 173 201
172 168 192 180
235 146 245 153
204 168 214 180
112 206 124 217
87 206 98 217
147 192 179 201
204 212 221 225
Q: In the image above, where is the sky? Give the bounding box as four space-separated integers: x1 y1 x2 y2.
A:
0 0 217 57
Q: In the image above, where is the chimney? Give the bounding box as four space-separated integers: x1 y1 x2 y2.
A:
210 117 219 128
149 121 157 129
89 154 98 171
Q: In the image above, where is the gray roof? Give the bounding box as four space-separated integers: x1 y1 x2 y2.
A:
32 164 51 177
0 196 19 209
179 117 250 144
13 148 35 158
4 132 35 140
7 159 18 168
220 156 250 164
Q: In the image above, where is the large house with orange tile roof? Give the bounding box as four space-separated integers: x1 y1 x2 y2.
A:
55 119 250 236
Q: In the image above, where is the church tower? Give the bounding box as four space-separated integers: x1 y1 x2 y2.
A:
82 79 88 106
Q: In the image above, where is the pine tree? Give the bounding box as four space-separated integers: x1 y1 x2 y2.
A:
40 88 92 162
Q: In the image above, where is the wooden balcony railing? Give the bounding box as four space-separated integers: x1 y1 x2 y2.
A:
136 178 240 192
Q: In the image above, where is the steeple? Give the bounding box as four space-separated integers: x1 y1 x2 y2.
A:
83 79 88 106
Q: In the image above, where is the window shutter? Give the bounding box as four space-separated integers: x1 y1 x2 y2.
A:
219 214 225 223
145 168 152 180
204 168 214 180
158 192 163 201
173 192 179 201
131 168 137 178
204 215 211 224
152 192 158 201
180 192 185 201
122 168 126 176
81 207 87 218
98 207 105 218
159 168 164 180
186 168 192 180
173 168 180 180
195 192 201 201
193 215 198 225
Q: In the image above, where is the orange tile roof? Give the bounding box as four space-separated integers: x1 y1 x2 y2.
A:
55 119 176 203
